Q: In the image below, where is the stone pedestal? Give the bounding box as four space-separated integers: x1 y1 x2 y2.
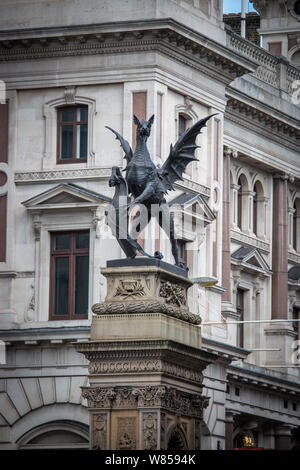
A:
76 258 216 450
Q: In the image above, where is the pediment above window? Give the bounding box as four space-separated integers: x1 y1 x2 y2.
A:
169 191 215 242
231 245 271 276
22 183 111 212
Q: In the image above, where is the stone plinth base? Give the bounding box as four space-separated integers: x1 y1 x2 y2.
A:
76 259 216 450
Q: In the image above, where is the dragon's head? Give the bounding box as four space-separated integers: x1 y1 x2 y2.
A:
109 166 123 187
134 114 154 138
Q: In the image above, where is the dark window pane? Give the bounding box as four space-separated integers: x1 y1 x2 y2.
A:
77 107 88 122
54 233 70 250
75 255 89 315
61 125 73 159
61 108 74 122
76 124 87 159
76 232 89 249
54 257 69 315
179 115 187 137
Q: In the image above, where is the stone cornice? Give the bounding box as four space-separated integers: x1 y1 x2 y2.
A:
226 88 300 146
0 18 256 83
228 363 300 397
230 229 271 254
14 167 210 197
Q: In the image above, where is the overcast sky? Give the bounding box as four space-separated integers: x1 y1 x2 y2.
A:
223 0 257 13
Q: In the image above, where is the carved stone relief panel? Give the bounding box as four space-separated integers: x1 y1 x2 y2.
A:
91 413 108 450
117 417 136 450
142 412 158 450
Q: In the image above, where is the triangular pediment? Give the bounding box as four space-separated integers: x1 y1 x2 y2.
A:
231 245 270 275
169 192 216 226
22 183 111 211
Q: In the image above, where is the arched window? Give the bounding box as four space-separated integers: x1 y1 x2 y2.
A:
178 113 192 177
293 198 300 252
252 181 265 237
237 177 243 230
178 113 191 137
253 184 258 236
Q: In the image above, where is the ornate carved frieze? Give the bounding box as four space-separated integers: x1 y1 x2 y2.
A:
15 167 112 184
87 356 203 383
226 97 300 145
82 385 209 418
0 20 258 91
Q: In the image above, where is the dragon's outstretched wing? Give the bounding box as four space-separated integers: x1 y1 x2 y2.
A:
105 126 133 163
160 114 217 191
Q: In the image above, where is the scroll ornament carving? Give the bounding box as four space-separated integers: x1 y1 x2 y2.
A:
92 300 201 324
143 413 158 450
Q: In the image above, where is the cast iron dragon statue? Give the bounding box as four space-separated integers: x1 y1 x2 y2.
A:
106 113 215 268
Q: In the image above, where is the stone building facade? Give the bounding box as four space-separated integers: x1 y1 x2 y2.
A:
0 0 299 450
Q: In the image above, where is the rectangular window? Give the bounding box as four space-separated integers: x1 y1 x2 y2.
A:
0 194 7 262
236 288 244 348
268 42 282 56
132 92 147 151
213 119 219 181
57 106 88 163
156 93 162 158
49 231 89 320
178 239 187 266
212 218 218 277
0 102 8 163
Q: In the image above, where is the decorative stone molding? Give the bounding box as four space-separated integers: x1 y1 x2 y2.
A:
230 228 270 254
0 20 255 82
226 97 300 143
15 167 112 184
92 300 200 324
82 385 209 418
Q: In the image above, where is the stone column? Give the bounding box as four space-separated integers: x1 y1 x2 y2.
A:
272 174 288 320
274 425 293 450
265 174 295 368
231 183 240 229
222 147 232 303
225 410 239 450
76 259 217 450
